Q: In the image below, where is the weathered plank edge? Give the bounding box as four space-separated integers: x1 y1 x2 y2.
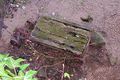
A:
30 16 92 55
40 16 91 32
30 35 85 55
30 16 105 55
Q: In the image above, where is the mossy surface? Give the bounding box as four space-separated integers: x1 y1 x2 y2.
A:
32 16 90 54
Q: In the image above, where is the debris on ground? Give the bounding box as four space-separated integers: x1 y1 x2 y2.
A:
8 16 109 80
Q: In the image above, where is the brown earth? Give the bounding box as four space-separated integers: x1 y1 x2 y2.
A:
0 0 120 80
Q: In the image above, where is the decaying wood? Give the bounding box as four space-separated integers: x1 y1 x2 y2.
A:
30 16 105 55
30 16 91 55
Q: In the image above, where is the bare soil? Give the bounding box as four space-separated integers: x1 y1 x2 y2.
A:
0 0 120 80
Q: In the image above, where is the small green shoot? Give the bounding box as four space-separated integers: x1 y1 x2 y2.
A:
64 72 70 79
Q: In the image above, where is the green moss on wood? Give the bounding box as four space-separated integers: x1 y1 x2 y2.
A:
32 16 90 54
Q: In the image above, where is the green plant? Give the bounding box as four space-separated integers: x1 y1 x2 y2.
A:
64 72 70 79
0 53 37 80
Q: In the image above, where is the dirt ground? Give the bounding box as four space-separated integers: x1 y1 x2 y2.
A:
0 0 120 80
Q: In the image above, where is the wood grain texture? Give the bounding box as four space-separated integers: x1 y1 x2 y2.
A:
31 16 91 55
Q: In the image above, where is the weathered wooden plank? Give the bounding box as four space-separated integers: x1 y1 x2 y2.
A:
31 16 92 55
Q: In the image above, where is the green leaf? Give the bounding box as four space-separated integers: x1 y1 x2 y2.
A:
2 76 13 80
0 53 9 58
0 54 9 61
15 58 25 64
0 63 9 77
64 72 70 79
5 57 24 69
5 69 15 77
24 70 37 79
13 76 24 80
0 54 38 80
5 57 16 69
18 71 24 76
20 64 29 71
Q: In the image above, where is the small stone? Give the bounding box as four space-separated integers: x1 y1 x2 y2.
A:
16 5 19 8
90 31 105 46
81 15 93 23
41 7 44 9
76 35 79 37
30 58 32 61
22 6 26 9
10 4 14 6
109 55 118 66
52 12 55 16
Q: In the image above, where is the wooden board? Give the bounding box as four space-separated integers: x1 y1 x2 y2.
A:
30 16 92 55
